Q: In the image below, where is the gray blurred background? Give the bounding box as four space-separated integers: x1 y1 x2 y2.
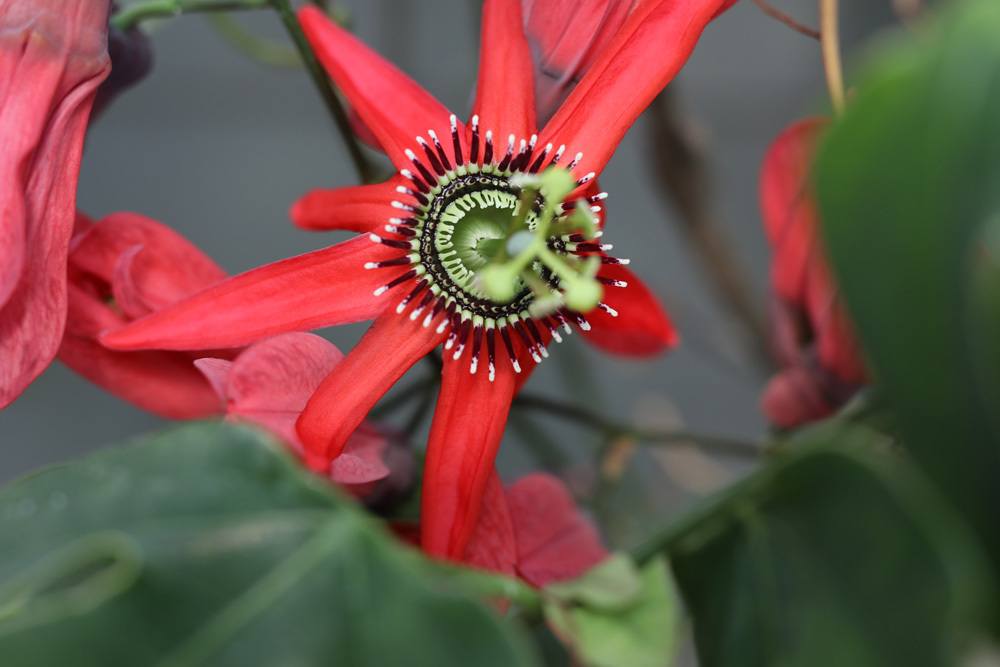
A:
0 0 895 489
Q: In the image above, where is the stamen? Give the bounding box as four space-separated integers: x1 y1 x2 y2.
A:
369 233 413 250
396 280 428 314
499 327 521 373
577 171 596 186
598 276 628 288
374 269 418 296
598 303 619 318
548 144 566 168
395 185 428 207
567 152 583 171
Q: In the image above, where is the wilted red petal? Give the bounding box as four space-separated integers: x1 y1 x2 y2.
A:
506 473 608 587
463 471 518 577
290 177 405 233
761 118 867 385
539 0 729 178
760 364 833 429
197 333 390 484
297 310 445 465
328 423 390 485
581 263 678 356
59 285 222 419
0 2 111 408
521 0 631 120
298 6 460 169
101 235 401 351
421 357 518 559
472 0 536 140
70 212 226 317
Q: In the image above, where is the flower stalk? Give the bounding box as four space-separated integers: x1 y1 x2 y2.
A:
111 0 270 30
268 0 379 183
820 0 846 114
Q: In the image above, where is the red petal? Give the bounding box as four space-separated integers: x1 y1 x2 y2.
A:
298 6 460 169
421 358 517 559
463 471 518 576
329 423 391 486
0 3 110 407
297 310 445 464
521 0 632 121
70 212 227 317
290 176 404 233
760 118 827 304
506 473 608 587
197 334 391 485
539 0 729 178
582 263 678 356
223 333 344 444
472 0 536 139
101 235 401 351
59 285 222 419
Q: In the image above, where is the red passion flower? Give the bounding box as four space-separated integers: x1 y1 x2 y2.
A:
102 0 732 560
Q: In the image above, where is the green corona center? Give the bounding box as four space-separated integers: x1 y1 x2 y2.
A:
432 187 536 302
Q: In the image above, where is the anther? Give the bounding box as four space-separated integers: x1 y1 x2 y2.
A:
598 276 628 288
548 144 566 168
577 171 596 186
589 192 609 202
598 303 619 318
567 152 584 171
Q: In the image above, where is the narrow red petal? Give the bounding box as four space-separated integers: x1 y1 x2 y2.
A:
421 358 517 559
59 285 222 419
298 6 460 169
297 311 445 464
290 177 404 233
472 0 536 140
506 473 608 586
581 264 678 356
101 236 400 351
539 0 729 177
463 471 518 576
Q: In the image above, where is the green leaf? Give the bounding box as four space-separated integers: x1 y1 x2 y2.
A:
669 427 989 667
0 422 539 667
815 0 1000 573
543 556 679 667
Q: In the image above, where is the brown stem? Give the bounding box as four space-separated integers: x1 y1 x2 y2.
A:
752 0 820 40
648 88 776 373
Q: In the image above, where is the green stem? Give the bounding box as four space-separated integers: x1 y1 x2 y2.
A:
268 0 379 184
513 393 761 459
371 375 440 419
111 0 270 30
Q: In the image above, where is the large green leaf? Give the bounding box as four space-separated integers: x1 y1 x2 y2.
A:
670 425 988 667
0 422 538 667
815 0 1000 571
